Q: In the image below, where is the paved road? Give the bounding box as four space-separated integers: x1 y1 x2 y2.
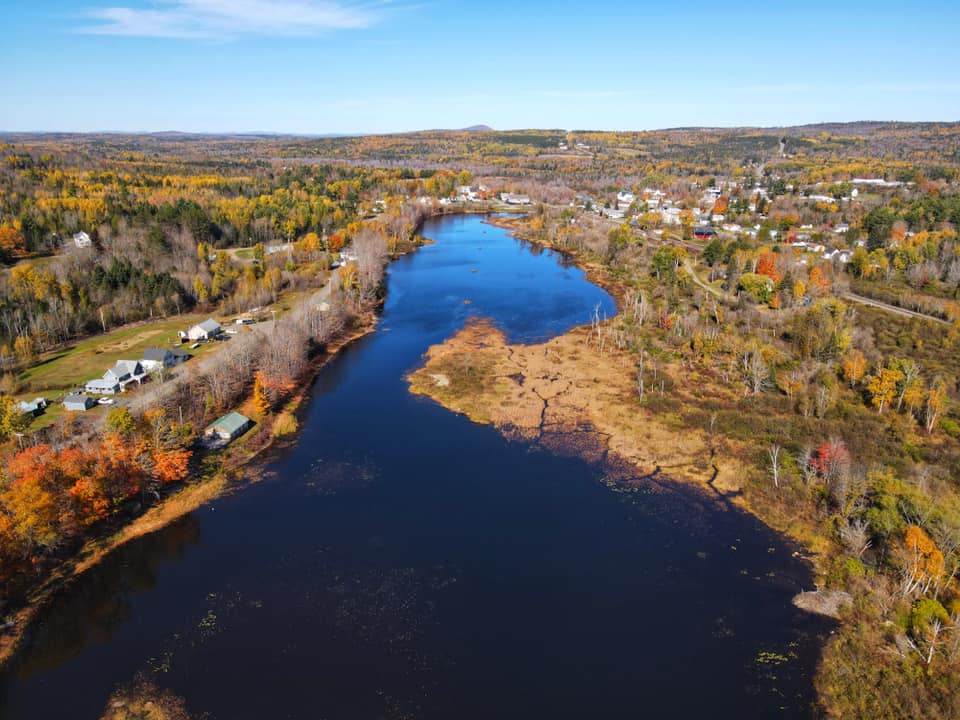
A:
842 291 952 326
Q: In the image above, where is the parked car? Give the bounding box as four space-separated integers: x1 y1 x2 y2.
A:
98 397 115 405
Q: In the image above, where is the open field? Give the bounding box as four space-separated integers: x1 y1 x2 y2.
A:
18 313 213 395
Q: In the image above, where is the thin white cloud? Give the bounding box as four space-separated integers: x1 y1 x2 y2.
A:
78 0 384 39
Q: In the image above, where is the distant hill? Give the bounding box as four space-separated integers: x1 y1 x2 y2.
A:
461 125 493 132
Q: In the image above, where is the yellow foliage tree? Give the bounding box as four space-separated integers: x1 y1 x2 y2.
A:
841 349 867 387
867 366 903 413
252 371 271 415
898 525 946 598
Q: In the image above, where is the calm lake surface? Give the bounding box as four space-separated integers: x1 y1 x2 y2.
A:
0 214 830 719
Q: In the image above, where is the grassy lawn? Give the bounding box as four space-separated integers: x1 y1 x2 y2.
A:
12 276 329 435
24 401 76 433
18 312 216 395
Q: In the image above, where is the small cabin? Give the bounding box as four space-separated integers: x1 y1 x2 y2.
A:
204 412 253 443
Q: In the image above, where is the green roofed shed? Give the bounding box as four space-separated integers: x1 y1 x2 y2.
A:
204 411 253 442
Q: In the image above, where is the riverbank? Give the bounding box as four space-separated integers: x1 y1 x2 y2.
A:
0 207 453 666
0 212 471 671
0 311 379 668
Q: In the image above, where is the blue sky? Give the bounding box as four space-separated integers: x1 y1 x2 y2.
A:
3 0 959 134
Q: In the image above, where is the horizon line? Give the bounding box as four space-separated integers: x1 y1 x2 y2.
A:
3 119 960 138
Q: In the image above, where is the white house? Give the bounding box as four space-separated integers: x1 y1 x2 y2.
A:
141 347 188 372
181 318 222 342
661 207 682 225
500 193 531 205
85 377 121 395
100 360 146 390
73 231 92 248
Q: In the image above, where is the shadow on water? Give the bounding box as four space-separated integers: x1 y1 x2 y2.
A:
7 517 202 682
0 215 832 720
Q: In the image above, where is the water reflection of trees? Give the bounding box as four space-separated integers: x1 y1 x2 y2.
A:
11 515 200 679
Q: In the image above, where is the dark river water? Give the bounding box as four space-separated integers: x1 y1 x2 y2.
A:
0 214 830 719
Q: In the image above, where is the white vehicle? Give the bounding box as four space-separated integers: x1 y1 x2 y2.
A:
98 397 115 405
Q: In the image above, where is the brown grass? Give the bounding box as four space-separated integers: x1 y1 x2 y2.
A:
408 317 745 498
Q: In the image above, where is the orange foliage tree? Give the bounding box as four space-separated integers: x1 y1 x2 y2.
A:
841 349 867 387
756 247 783 283
898 525 946 598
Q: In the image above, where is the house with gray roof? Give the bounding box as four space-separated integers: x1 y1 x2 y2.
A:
85 377 121 395
181 318 222 342
105 360 146 387
141 346 191 373
141 347 175 371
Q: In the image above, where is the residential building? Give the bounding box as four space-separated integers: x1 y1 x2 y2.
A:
85 378 121 395
105 360 146 388
141 347 186 372
181 318 222 342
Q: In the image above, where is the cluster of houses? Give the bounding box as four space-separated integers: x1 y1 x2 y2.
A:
59 320 226 413
429 185 534 207
571 179 871 266
63 346 192 412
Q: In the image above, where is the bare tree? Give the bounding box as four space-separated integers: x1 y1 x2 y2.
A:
743 347 769 394
636 350 645 402
767 443 781 489
839 518 872 557
352 228 388 301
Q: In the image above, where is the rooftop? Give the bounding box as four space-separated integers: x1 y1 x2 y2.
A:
206 411 251 434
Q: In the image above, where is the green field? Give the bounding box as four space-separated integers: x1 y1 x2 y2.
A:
18 312 218 396
14 276 329 432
